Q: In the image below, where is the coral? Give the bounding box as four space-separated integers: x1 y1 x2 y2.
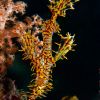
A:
0 0 79 100
61 96 79 100
0 76 20 100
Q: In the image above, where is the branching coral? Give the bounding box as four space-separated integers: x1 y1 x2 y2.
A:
0 0 79 100
0 0 26 30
